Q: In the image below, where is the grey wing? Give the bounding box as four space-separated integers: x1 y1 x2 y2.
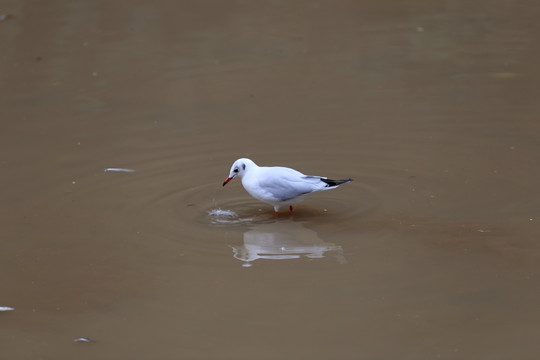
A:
258 173 325 201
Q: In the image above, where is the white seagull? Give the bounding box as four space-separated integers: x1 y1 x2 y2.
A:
222 158 352 217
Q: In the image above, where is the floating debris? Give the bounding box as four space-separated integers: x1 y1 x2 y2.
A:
0 14 13 22
104 168 135 173
0 306 14 311
73 337 96 343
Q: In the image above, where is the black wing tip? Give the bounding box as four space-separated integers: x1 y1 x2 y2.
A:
321 178 353 187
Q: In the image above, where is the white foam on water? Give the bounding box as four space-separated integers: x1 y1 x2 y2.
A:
208 208 237 217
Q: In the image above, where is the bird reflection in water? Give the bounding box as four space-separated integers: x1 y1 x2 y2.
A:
231 222 346 267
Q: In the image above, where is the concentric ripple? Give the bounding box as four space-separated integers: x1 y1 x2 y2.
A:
65 148 384 249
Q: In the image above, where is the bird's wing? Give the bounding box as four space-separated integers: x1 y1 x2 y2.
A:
256 167 326 201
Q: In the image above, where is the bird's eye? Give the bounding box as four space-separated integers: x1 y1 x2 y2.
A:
233 168 239 173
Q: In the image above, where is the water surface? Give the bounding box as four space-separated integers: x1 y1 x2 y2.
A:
1 1 539 359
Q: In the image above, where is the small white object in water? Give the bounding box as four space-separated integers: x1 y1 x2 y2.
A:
0 306 14 311
73 337 96 343
104 168 136 173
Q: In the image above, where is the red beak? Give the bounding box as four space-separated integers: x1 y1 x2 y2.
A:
222 177 233 186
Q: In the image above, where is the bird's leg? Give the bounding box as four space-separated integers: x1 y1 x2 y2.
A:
275 211 279 218
289 205 294 213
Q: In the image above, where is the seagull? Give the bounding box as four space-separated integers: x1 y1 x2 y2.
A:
222 158 352 217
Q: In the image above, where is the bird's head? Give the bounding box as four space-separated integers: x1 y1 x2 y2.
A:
222 158 254 186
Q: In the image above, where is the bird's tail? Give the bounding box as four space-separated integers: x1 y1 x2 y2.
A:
321 178 353 187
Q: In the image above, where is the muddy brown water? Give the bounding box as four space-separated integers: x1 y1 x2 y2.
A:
1 1 539 359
